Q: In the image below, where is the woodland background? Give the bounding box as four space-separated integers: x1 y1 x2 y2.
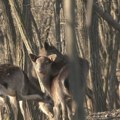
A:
0 0 119 120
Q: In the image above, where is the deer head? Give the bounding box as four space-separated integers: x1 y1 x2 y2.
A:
29 54 57 75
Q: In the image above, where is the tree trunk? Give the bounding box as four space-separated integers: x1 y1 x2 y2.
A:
89 7 107 112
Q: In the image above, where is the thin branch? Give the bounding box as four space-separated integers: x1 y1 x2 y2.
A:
9 0 33 54
94 3 120 32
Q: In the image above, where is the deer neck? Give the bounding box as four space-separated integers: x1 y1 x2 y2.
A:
38 72 53 94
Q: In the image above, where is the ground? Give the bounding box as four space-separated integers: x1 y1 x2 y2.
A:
87 109 120 120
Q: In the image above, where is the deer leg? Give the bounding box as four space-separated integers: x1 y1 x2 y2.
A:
9 96 18 120
19 79 44 101
59 91 68 120
53 103 60 120
39 101 54 119
66 104 73 120
18 85 45 102
65 98 75 120
20 94 44 101
61 100 68 120
19 100 27 120
0 96 6 120
0 84 16 96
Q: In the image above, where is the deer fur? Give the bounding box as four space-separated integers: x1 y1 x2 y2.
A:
0 64 47 120
29 52 89 120
29 54 69 120
29 42 89 120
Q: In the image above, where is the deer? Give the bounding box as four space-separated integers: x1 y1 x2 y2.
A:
29 50 89 120
39 42 89 81
29 42 89 119
39 42 89 100
0 63 49 120
29 54 70 120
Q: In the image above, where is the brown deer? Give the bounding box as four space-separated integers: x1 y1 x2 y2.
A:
39 42 89 101
0 64 48 120
39 42 89 80
29 51 89 120
29 42 89 119
41 42 93 113
29 54 70 120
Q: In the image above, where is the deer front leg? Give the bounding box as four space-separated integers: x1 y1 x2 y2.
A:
61 100 68 120
66 99 75 120
66 104 73 120
19 100 27 120
53 103 61 120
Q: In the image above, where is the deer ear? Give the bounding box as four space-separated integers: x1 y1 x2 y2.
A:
48 54 57 62
44 41 52 50
29 54 38 62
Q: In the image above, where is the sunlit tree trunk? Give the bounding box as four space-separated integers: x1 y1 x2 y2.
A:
54 0 62 51
0 0 16 64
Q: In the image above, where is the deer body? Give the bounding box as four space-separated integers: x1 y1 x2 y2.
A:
0 64 46 120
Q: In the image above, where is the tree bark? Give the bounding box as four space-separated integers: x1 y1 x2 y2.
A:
89 7 107 112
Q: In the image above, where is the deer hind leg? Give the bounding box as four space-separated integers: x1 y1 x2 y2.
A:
20 94 44 101
19 100 27 120
19 86 44 101
58 91 68 120
9 96 18 120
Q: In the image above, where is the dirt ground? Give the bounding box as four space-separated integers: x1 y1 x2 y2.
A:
87 109 120 120
0 98 120 120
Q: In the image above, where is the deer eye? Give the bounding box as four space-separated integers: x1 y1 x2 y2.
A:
45 60 50 64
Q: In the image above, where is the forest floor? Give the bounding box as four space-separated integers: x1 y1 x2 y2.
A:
87 109 120 120
0 99 120 120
